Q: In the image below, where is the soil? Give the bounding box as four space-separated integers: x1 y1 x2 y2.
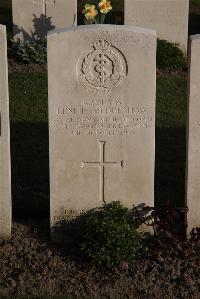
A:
156 68 187 77
0 220 199 298
8 59 47 73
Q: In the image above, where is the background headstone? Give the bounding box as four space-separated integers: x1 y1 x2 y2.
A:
186 34 200 232
12 0 77 41
48 25 156 241
125 0 189 52
0 25 11 239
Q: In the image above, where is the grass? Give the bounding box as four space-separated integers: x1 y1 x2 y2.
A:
191 0 200 6
9 72 49 217
156 75 187 207
156 75 186 128
9 72 187 217
10 73 48 122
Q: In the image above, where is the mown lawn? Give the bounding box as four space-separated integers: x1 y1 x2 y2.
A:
156 75 187 208
9 73 49 217
9 72 187 217
191 0 200 6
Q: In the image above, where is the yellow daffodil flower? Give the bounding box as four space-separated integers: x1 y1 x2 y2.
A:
98 0 112 14
83 4 98 21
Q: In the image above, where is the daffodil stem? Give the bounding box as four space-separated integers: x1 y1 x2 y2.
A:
101 13 106 24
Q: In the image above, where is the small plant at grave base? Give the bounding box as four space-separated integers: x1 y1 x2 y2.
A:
11 38 47 64
157 39 187 71
80 201 142 268
82 0 112 24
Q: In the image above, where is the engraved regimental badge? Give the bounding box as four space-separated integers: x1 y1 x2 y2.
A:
77 39 127 95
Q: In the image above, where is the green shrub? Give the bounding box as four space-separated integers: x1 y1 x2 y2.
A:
157 39 187 70
11 39 47 64
80 201 141 268
10 37 187 71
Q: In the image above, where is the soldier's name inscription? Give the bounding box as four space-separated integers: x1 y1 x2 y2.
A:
52 99 153 136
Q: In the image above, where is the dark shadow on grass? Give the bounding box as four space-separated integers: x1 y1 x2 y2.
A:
10 121 186 229
189 12 200 35
10 121 49 218
155 127 186 209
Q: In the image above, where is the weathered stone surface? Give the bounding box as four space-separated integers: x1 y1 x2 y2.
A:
125 0 189 52
186 34 200 232
0 25 11 239
12 0 77 41
48 25 156 240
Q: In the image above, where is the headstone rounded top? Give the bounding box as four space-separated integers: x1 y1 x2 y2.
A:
48 24 156 37
0 24 6 32
190 34 200 41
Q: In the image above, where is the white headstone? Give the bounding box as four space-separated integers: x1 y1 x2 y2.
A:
125 0 189 52
12 0 77 41
186 34 200 232
0 25 11 239
48 25 156 240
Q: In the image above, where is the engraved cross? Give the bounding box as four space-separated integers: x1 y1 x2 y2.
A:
81 141 123 204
